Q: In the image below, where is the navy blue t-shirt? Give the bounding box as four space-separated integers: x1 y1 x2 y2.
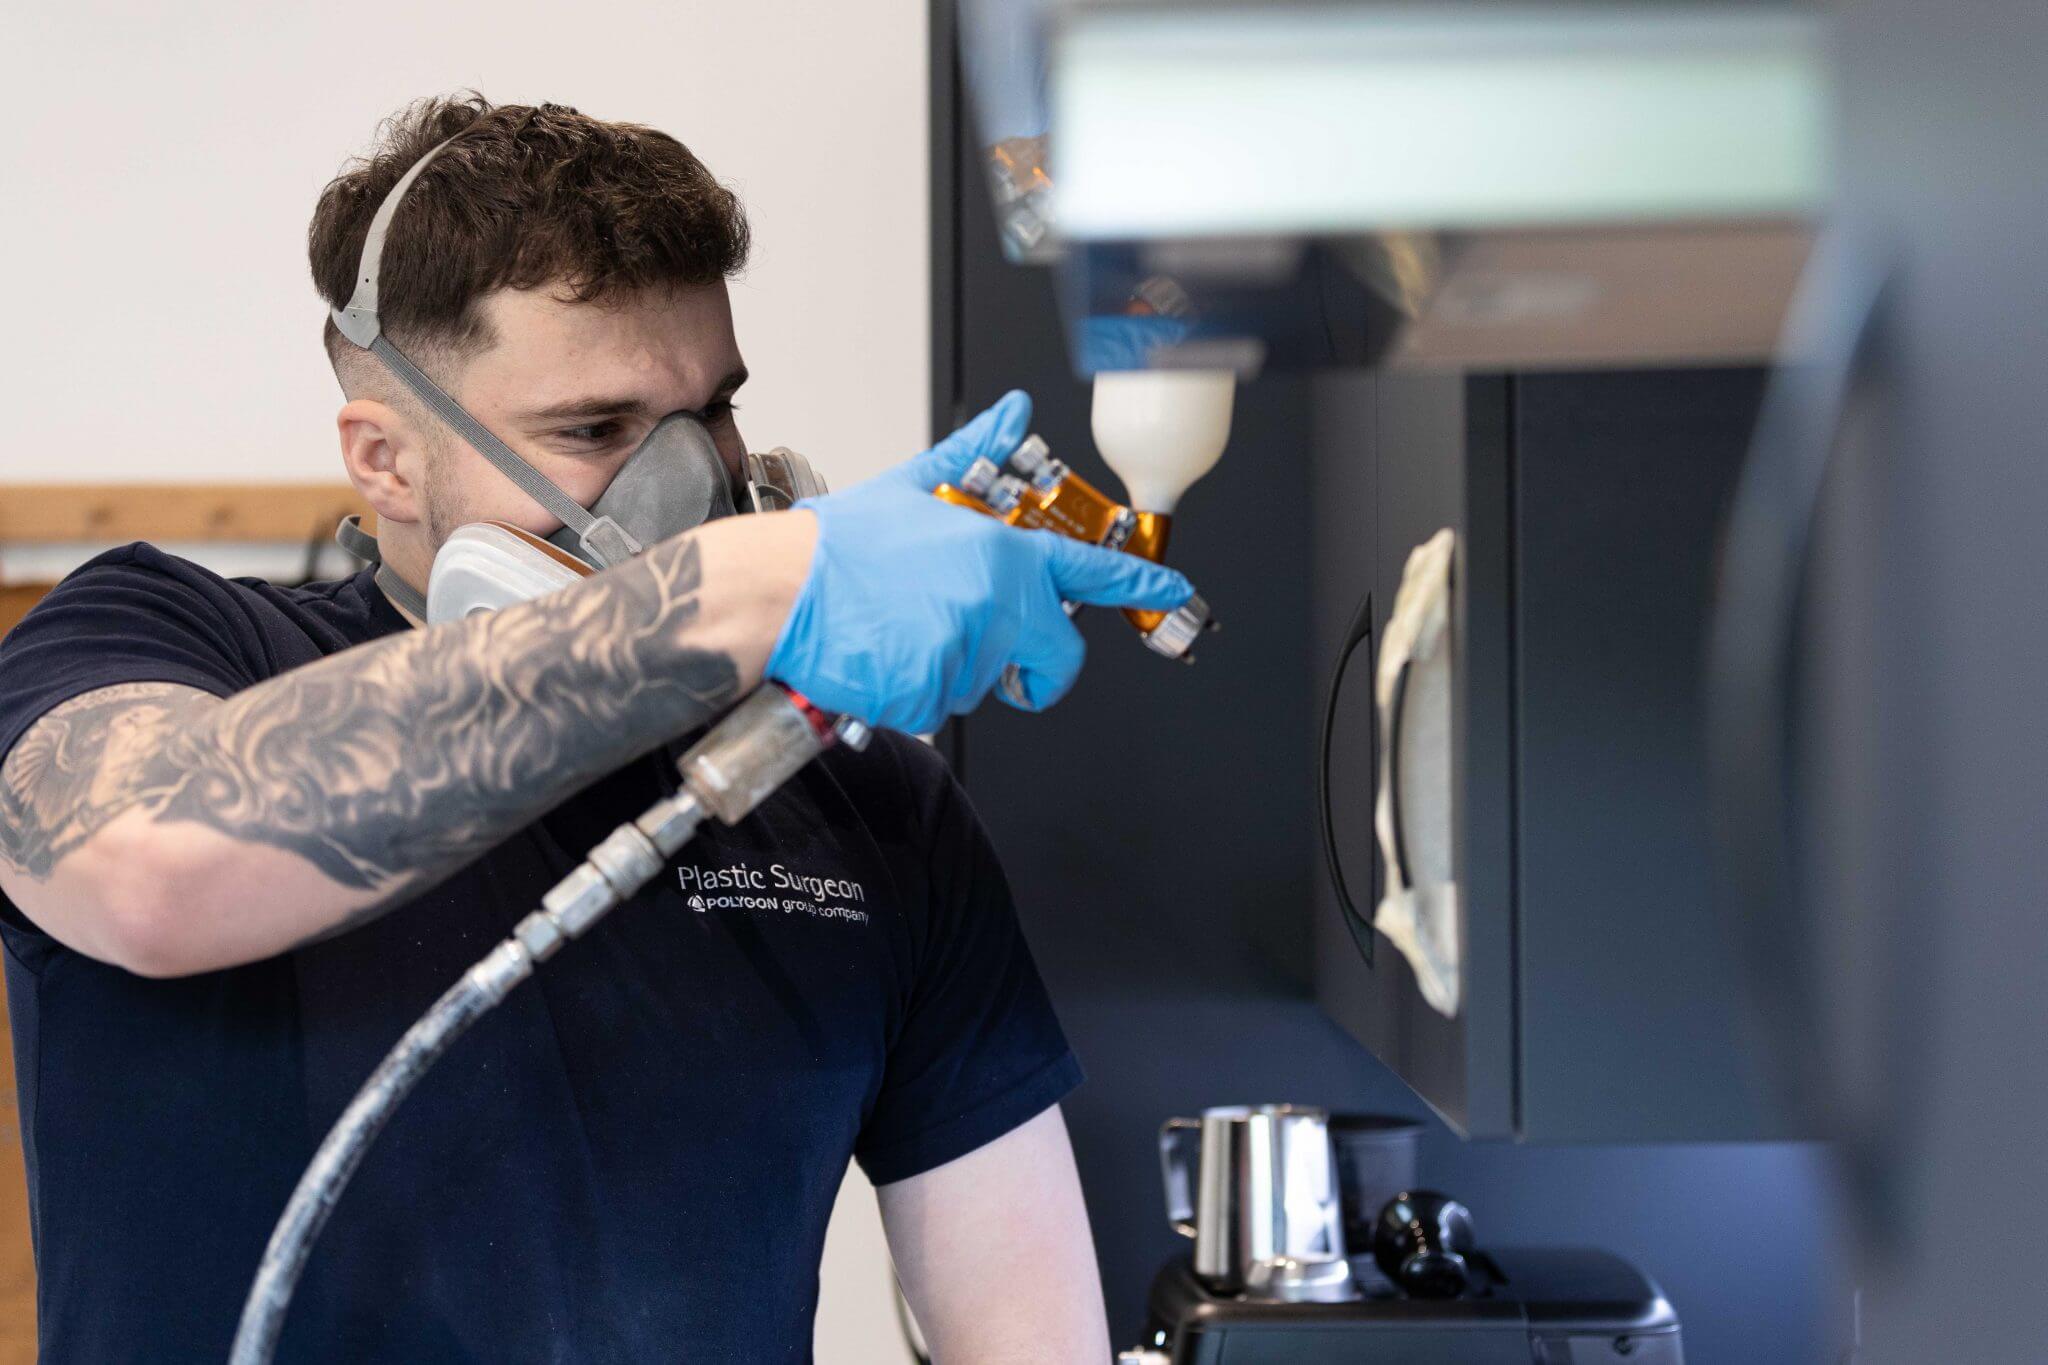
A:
0 544 1080 1363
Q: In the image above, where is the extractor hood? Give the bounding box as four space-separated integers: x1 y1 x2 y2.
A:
956 1 1830 374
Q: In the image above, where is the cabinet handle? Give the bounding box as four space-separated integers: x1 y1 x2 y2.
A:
1318 591 1377 963
1386 657 1415 892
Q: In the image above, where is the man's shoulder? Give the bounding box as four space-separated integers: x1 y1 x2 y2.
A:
35 540 273 614
57 540 356 603
23 539 387 649
53 538 212 585
817 727 954 799
4 541 238 648
863 728 954 784
807 728 967 846
0 541 389 727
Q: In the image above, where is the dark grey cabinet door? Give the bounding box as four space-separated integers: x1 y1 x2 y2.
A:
1511 369 1793 1140
1313 373 1517 1138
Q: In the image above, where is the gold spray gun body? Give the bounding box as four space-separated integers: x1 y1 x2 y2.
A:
933 434 1212 660
932 370 1235 663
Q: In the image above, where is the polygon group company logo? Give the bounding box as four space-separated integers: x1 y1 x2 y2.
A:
677 860 871 925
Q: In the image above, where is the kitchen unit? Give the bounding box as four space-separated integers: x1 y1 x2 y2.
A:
1311 367 1791 1142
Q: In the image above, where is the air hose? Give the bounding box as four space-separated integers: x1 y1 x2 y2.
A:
229 685 866 1365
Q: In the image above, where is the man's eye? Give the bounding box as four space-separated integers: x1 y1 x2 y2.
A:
560 422 621 444
702 400 740 424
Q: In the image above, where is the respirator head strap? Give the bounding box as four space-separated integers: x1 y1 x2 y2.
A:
365 334 642 565
328 134 643 570
332 513 433 622
331 136 448 350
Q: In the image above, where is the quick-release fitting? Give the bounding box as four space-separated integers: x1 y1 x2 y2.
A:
508 685 850 962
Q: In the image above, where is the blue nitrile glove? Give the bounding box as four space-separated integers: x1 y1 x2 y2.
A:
766 390 1194 733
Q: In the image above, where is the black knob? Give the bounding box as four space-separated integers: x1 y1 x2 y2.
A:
1372 1190 1477 1299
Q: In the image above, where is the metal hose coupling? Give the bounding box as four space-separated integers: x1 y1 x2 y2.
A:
510 800 701 963
506 685 868 964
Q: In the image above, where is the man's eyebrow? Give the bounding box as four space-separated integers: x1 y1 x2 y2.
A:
520 367 747 425
521 394 657 423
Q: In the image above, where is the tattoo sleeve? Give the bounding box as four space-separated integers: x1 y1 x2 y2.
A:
0 537 739 915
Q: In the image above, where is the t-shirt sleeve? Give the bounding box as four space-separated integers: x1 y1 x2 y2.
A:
853 756 1082 1186
0 545 261 765
0 547 264 937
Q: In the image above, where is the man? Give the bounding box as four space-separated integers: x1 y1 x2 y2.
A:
0 95 1191 1362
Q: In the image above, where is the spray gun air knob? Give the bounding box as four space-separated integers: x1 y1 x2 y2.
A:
1143 593 1210 661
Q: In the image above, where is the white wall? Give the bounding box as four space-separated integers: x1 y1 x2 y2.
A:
0 0 931 586
0 5 928 1360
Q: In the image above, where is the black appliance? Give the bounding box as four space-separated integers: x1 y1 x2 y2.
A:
1124 1109 1683 1363
1130 1247 1682 1365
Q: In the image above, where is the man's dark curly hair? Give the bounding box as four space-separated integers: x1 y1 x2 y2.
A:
309 93 750 373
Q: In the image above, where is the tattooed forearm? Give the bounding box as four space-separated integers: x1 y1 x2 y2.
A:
0 537 738 904
0 682 211 880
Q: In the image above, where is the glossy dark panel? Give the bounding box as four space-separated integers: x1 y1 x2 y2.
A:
1811 0 2048 1356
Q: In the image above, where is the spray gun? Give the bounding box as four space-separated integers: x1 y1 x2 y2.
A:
934 369 1234 664
230 394 1234 1362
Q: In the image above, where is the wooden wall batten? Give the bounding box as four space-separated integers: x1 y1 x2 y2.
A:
0 485 368 546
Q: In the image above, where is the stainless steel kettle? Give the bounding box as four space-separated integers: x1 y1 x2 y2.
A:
1158 1104 1356 1303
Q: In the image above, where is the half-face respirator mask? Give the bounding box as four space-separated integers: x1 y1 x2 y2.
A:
330 132 823 624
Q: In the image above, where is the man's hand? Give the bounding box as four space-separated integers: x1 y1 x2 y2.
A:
768 391 1193 732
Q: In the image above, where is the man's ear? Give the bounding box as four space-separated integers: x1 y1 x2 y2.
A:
337 399 424 525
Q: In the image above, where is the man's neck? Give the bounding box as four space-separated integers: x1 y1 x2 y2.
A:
376 572 426 628
371 529 431 628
